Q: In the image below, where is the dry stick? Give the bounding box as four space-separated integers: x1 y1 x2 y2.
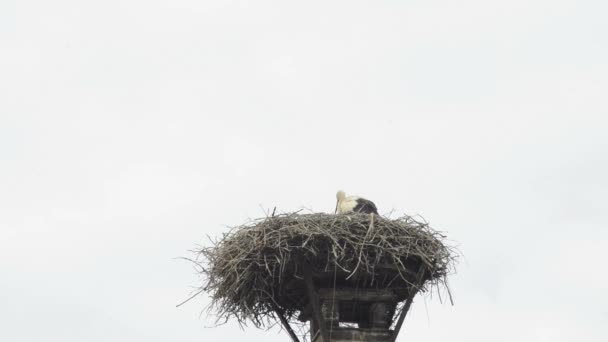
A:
270 301 301 342
346 213 375 280
388 267 426 342
303 263 329 342
329 262 337 341
175 289 204 308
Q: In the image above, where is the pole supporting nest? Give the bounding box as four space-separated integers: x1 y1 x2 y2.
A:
388 266 427 342
271 301 301 342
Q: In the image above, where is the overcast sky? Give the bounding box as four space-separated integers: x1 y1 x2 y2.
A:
1 1 607 341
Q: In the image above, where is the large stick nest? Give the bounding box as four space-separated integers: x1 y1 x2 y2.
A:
195 212 457 328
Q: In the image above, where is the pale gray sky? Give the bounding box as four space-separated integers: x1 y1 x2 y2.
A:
1 1 607 341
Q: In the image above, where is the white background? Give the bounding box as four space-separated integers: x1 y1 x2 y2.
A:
1 1 607 341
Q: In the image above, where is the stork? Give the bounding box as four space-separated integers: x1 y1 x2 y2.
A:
335 190 379 215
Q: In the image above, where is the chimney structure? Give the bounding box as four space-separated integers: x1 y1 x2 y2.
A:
298 263 424 342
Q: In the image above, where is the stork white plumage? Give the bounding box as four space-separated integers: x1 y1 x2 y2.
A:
335 190 379 215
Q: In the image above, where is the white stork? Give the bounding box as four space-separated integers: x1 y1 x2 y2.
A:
335 190 379 215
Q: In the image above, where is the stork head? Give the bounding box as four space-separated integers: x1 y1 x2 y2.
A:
335 190 346 214
336 190 346 201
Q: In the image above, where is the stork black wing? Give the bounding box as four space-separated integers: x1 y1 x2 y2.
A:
353 198 378 215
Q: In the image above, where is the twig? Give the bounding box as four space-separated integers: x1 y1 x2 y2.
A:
176 289 204 308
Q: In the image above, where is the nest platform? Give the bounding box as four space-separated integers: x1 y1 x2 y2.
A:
196 212 456 331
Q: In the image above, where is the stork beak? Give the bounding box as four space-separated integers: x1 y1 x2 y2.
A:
334 200 339 214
